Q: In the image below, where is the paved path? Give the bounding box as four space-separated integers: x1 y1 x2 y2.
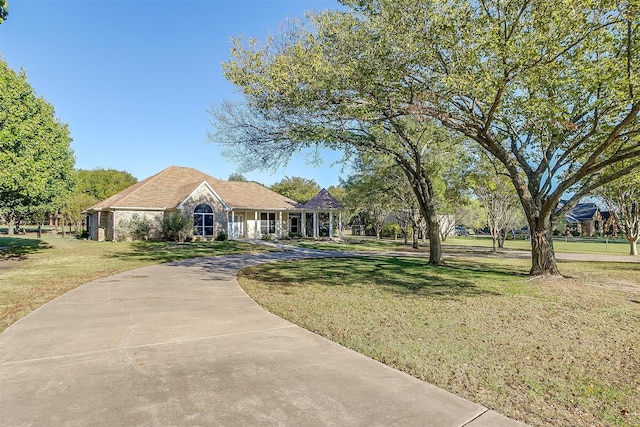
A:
0 248 525 426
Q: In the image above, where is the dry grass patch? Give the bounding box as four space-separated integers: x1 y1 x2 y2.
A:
238 256 640 427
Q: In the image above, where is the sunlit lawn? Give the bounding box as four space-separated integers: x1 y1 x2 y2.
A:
2 232 638 426
0 235 269 332
296 234 634 256
238 255 640 427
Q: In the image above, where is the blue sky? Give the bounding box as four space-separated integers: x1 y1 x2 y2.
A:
0 0 346 188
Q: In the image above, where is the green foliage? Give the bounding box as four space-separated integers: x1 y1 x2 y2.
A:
61 193 99 228
596 167 640 254
162 212 193 242
215 230 228 241
214 0 640 275
0 60 76 233
76 168 137 200
116 217 152 242
60 169 137 230
228 172 248 181
270 176 320 203
0 0 7 24
382 222 401 239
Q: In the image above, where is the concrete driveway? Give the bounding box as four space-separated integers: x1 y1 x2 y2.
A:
0 249 525 426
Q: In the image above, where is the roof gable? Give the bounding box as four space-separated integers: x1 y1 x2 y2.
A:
303 189 344 210
566 202 600 222
85 166 302 211
178 180 229 210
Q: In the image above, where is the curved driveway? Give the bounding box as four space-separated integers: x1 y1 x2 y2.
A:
0 248 525 426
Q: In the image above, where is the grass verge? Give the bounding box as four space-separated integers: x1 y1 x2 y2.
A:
0 235 269 332
296 235 636 256
238 255 640 427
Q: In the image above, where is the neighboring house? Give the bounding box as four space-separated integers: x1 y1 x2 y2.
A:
564 202 603 236
600 210 620 236
83 166 343 242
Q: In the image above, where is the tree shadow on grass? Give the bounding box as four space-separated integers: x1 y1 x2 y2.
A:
244 256 525 299
0 237 52 260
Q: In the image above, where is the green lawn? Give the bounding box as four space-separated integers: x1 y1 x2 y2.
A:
238 255 640 427
449 235 633 255
2 233 638 426
295 234 636 256
0 235 270 332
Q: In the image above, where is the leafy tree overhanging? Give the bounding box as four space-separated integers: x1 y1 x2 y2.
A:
212 0 639 276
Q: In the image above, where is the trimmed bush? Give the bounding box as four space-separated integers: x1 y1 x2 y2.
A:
116 217 152 241
162 212 193 242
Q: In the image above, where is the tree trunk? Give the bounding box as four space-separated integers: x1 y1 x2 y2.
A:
629 238 638 256
529 218 561 276
491 235 498 252
426 211 443 265
6 211 16 235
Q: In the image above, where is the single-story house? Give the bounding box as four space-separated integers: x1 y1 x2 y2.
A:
83 166 344 242
562 202 617 236
565 202 602 236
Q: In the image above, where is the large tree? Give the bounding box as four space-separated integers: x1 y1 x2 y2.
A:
270 176 320 204
60 168 138 232
336 0 639 275
216 0 638 275
214 97 463 265
0 60 76 234
76 168 137 200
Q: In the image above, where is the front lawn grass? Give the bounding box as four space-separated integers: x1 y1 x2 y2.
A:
238 255 640 427
0 235 268 332
297 234 634 256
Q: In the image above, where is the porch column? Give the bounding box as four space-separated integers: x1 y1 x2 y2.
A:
231 211 235 239
255 211 259 239
313 212 318 239
301 212 306 238
339 212 343 239
111 210 116 242
279 211 283 239
329 211 334 239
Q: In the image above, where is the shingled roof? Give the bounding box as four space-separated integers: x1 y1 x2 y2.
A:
85 166 301 211
565 202 600 223
303 188 344 210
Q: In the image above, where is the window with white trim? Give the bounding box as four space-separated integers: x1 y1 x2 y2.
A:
194 204 214 236
290 215 300 233
260 212 276 234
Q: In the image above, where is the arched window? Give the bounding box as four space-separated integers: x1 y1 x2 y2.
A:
193 204 214 236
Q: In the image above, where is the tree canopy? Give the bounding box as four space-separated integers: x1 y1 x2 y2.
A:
270 176 320 204
597 167 640 255
0 0 7 24
75 168 138 200
228 172 248 182
213 0 639 276
60 168 138 230
0 60 75 233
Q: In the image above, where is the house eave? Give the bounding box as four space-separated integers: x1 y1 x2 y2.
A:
83 206 167 214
